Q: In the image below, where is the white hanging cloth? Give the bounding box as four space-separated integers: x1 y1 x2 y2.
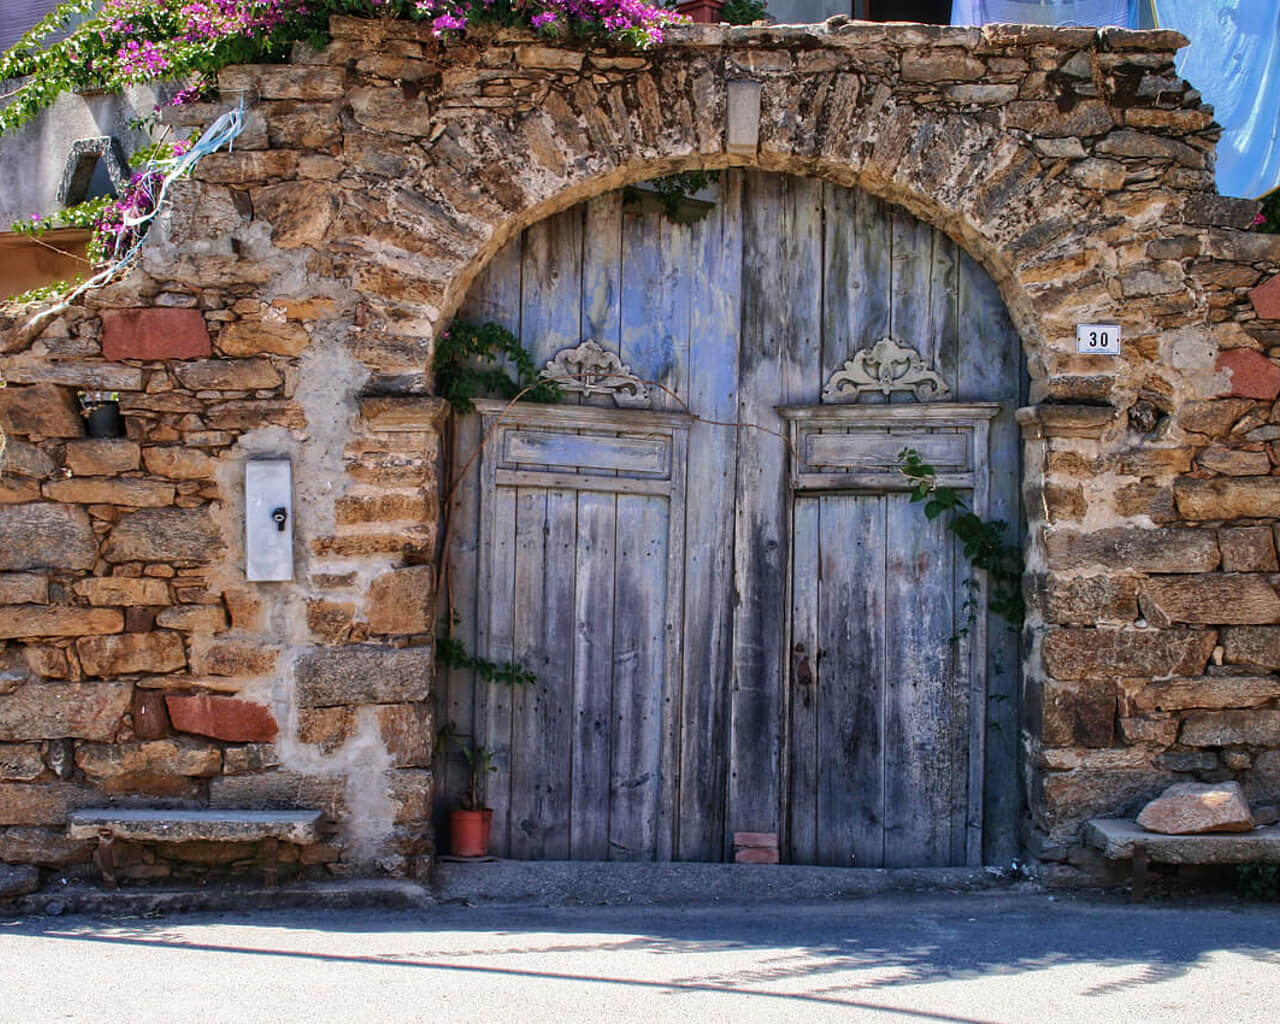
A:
1153 1 1280 199
950 0 1139 27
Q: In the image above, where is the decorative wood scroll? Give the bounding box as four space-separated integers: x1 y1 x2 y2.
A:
822 336 951 402
541 340 651 408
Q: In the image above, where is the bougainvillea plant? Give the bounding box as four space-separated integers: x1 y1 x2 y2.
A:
0 0 686 139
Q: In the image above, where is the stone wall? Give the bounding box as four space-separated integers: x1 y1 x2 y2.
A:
3 16 1280 882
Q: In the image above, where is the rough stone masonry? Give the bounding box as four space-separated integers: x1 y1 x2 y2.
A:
3 15 1280 884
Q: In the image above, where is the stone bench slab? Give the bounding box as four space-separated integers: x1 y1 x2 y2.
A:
1085 818 1280 864
68 809 324 846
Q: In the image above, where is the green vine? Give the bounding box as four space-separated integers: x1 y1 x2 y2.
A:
431 319 562 415
898 448 1024 629
437 616 537 687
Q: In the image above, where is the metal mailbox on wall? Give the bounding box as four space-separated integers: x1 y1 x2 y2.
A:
245 459 293 582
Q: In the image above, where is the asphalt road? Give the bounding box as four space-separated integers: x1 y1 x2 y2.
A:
2 891 1278 1023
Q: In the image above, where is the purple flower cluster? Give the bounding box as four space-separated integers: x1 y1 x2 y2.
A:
94 168 164 262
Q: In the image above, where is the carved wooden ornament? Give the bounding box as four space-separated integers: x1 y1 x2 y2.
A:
541 340 651 408
822 336 951 402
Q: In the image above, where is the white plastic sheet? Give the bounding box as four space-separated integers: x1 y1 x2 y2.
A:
1153 1 1280 199
950 0 1140 27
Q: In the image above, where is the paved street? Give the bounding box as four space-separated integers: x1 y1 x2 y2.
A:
2 891 1278 1023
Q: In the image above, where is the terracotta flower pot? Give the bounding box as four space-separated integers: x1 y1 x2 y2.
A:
449 808 493 857
676 0 725 23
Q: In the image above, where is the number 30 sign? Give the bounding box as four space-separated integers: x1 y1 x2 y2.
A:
1076 323 1121 355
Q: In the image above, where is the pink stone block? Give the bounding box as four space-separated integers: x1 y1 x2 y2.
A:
734 848 780 864
165 695 278 742
733 831 779 849
101 308 211 361
1250 273 1280 320
1216 348 1280 400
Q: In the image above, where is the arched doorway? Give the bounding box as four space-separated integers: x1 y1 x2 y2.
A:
438 171 1025 866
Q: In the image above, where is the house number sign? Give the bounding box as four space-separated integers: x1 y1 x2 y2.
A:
1076 323 1121 355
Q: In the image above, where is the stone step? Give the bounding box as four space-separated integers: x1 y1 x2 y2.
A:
1085 818 1280 864
67 808 324 845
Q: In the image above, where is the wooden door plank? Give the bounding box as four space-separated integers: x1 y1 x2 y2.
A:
883 491 957 867
957 248 1024 864
479 484 518 856
821 184 892 396
538 489 578 860
927 228 960 395
570 490 617 860
729 171 824 849
460 227 523 332
888 205 939 383
521 206 584 371
582 192 623 351
678 171 743 861
620 207 690 410
508 487 548 859
609 493 669 861
787 495 821 865
817 493 888 868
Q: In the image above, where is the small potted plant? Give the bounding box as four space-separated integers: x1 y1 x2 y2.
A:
78 390 124 438
437 723 498 858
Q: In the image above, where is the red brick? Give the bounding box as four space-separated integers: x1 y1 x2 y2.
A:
131 690 171 740
1250 272 1280 320
101 308 211 361
165 695 278 742
734 848 780 864
733 831 779 849
1216 348 1280 400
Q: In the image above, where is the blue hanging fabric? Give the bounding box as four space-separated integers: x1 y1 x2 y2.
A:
950 0 1140 27
1152 2 1280 199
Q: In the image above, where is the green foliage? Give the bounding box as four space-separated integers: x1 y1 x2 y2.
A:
432 319 562 414
1237 862 1280 900
623 170 720 222
435 722 498 810
721 0 769 25
437 629 538 687
898 447 1025 628
7 277 83 305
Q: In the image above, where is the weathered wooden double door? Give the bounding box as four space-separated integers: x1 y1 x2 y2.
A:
439 172 1024 866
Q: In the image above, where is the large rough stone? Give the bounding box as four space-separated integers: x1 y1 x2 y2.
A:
171 359 282 391
100 308 211 360
1197 446 1272 477
189 639 279 676
1139 575 1280 626
1035 574 1139 625
0 504 98 570
1219 526 1278 572
295 645 431 707
0 682 132 741
141 447 219 481
1044 527 1219 573
378 703 433 767
1177 399 1255 439
75 739 221 779
0 440 56 479
104 508 224 563
62 440 141 476
0 827 94 867
1042 628 1216 680
254 182 336 248
217 319 311 357
0 573 48 605
1041 680 1116 747
1133 676 1280 711
76 632 186 677
208 771 346 821
1035 770 1176 842
0 606 123 640
365 566 434 635
0 744 44 781
1181 710 1280 747
0 782 98 825
1216 349 1280 401
1137 781 1255 835
0 862 39 900
1005 99 1113 136
165 695 278 742
72 577 171 607
1222 626 1280 669
0 383 82 438
1174 477 1280 521
42 477 176 507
